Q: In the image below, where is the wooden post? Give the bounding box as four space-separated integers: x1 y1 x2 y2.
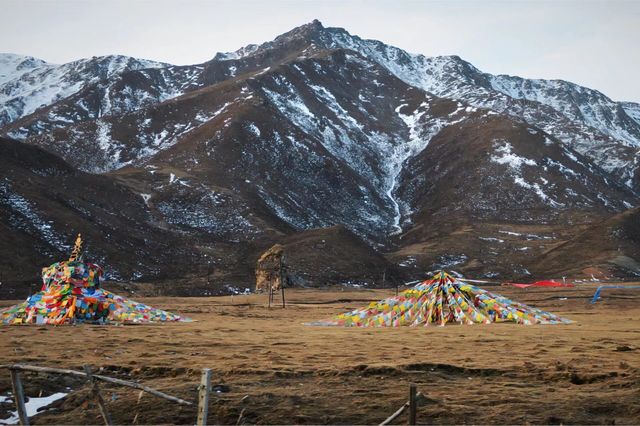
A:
379 391 423 426
196 368 212 426
84 365 112 425
281 284 286 309
280 255 285 309
409 383 417 425
235 407 246 426
382 270 386 287
10 368 29 426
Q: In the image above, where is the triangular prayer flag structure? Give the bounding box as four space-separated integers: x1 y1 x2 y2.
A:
310 271 570 327
1 234 187 325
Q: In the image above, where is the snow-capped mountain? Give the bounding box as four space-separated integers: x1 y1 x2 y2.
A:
0 53 167 127
255 21 640 192
1 20 639 292
3 21 639 191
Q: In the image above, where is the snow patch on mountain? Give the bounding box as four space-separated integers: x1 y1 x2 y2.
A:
490 141 536 170
391 101 451 231
246 122 261 137
94 120 130 171
490 140 564 207
0 178 70 250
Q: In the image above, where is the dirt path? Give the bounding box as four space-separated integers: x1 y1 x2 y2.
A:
0 284 639 424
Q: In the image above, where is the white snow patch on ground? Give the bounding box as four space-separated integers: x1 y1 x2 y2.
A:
0 392 68 424
479 237 504 243
498 230 555 240
398 256 417 267
435 254 468 268
562 148 581 164
224 285 251 295
513 177 564 207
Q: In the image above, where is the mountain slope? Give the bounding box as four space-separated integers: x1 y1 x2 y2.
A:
388 113 637 278
270 225 401 287
0 133 406 297
90 48 477 238
0 136 197 297
621 101 640 126
529 207 640 278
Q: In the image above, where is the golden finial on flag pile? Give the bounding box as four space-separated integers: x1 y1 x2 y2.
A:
69 233 83 261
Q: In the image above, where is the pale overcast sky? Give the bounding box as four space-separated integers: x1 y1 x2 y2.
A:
2 0 639 102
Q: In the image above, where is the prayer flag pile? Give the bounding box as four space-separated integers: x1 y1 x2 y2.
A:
1 235 186 325
310 271 570 327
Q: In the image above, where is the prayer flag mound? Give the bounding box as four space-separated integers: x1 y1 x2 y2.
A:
1 235 187 325
309 271 571 327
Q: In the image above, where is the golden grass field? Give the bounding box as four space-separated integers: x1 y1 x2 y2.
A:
0 283 639 425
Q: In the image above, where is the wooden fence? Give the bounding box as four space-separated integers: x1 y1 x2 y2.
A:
0 364 423 425
0 364 193 426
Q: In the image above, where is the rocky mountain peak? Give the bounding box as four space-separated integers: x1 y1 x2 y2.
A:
212 19 326 62
284 18 325 36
